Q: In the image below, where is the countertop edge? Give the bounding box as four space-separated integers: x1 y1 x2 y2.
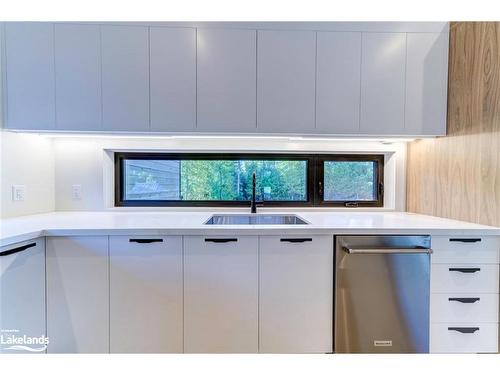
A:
2 227 500 247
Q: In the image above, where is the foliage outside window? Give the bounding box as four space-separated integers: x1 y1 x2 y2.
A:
115 153 383 207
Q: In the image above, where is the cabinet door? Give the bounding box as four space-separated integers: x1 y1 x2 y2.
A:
316 32 361 134
4 22 55 130
101 26 149 131
259 236 333 353
184 236 258 353
0 238 46 353
150 27 196 132
109 236 183 353
360 33 406 135
54 24 102 130
405 32 448 135
197 28 256 132
46 236 109 353
257 30 316 133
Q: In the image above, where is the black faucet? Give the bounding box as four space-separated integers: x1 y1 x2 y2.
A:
251 171 258 213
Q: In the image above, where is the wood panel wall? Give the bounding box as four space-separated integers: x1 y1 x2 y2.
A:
407 22 500 227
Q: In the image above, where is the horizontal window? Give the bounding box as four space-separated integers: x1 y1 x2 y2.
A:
115 153 384 207
323 161 377 201
123 158 307 202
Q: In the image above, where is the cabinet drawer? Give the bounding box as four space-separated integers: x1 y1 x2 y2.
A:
431 293 499 323
430 323 498 353
431 264 499 293
431 236 499 264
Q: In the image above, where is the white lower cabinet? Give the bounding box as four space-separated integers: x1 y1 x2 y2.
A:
430 236 499 353
259 236 333 353
431 264 499 293
109 236 183 353
0 238 46 354
46 236 109 353
183 236 259 353
430 323 499 353
431 294 499 323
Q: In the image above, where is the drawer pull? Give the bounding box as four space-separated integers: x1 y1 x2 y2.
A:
204 238 238 243
449 238 482 243
449 267 481 273
448 297 480 304
129 239 163 244
448 327 480 334
0 242 36 257
280 238 312 243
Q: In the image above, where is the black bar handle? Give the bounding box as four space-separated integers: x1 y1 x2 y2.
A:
204 238 238 243
448 327 480 334
0 242 37 257
449 238 482 243
448 297 480 304
129 239 163 244
280 238 313 243
449 267 481 273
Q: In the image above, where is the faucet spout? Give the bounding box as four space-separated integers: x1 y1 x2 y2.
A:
251 171 257 214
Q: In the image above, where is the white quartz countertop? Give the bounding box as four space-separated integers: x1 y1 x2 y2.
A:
1 211 499 246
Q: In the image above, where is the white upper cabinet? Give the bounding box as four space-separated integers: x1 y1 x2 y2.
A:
360 33 407 135
405 32 449 135
55 24 102 131
150 27 196 132
316 32 362 134
257 30 316 133
2 22 449 136
4 23 55 130
101 26 149 131
197 28 257 132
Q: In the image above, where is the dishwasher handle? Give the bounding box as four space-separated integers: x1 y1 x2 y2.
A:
343 247 433 254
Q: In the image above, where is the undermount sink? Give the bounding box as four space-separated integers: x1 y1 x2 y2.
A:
204 214 309 225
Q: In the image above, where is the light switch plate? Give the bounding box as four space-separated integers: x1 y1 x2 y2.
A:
12 185 26 201
72 184 82 200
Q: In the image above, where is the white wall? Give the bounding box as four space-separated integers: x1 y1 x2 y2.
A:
0 25 56 219
0 131 55 218
51 136 407 212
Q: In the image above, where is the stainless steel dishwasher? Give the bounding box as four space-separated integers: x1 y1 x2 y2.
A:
335 235 432 353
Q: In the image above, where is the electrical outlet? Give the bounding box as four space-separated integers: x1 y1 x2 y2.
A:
72 185 82 200
12 185 26 201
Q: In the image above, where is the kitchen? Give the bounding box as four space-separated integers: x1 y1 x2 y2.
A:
0 1 499 373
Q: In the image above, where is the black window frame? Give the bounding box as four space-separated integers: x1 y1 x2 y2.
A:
316 154 384 207
114 152 384 208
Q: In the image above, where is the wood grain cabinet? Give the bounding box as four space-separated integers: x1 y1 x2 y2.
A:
54 24 102 131
259 236 333 353
197 28 257 132
4 23 55 130
360 32 407 135
183 236 259 353
101 25 150 132
316 32 362 134
150 27 196 132
46 236 109 353
109 236 183 353
0 238 46 353
257 30 316 133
